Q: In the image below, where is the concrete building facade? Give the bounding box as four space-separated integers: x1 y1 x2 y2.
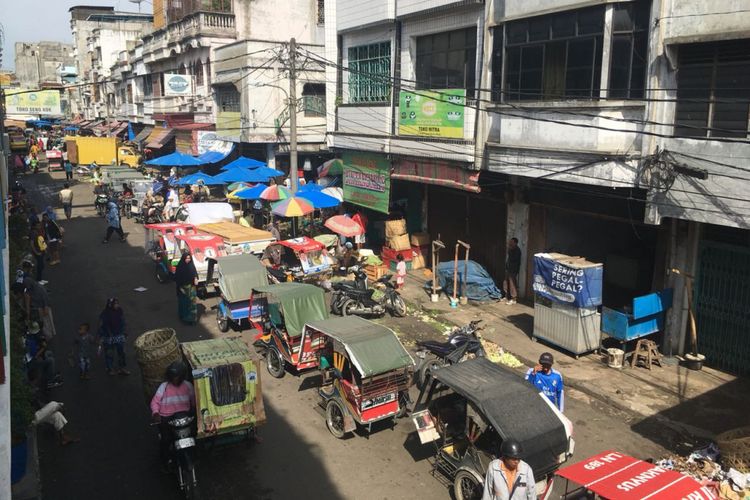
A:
14 41 75 89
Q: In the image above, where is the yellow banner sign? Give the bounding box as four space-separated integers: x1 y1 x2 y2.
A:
6 89 62 116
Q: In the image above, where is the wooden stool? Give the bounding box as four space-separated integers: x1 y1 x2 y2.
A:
631 339 663 369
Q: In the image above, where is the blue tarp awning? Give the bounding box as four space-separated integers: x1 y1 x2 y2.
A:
145 152 204 167
220 156 267 170
426 260 503 301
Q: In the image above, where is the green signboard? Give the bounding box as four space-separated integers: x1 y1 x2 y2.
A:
342 152 391 214
398 89 466 138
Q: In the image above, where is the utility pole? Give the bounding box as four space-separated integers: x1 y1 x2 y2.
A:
288 38 298 195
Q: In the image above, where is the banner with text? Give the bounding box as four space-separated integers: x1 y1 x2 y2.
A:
398 89 465 138
532 253 603 308
6 89 61 116
342 152 391 214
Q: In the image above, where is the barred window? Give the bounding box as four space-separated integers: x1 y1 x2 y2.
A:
608 1 651 99
303 83 326 117
416 27 477 96
348 42 391 104
317 0 325 26
216 86 240 112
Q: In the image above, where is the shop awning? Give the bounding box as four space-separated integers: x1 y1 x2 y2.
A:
392 158 480 193
111 122 129 137
146 127 175 149
556 451 717 500
134 126 153 144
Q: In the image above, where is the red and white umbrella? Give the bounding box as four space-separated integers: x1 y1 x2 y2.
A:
324 215 365 237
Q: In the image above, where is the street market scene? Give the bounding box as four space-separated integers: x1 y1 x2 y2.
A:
1 1 750 499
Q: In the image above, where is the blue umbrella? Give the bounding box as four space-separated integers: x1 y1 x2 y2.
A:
298 190 341 209
213 168 281 184
127 123 136 141
233 184 267 200
252 166 284 177
179 172 223 186
220 156 267 170
145 152 203 167
298 182 323 193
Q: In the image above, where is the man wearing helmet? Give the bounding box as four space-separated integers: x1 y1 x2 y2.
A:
151 361 195 463
525 352 564 411
482 439 536 500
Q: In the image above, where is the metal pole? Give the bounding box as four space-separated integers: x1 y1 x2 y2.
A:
289 38 298 195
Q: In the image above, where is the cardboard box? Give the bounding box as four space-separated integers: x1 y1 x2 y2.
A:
411 253 426 270
382 246 414 262
385 219 407 238
387 233 411 251
410 232 430 247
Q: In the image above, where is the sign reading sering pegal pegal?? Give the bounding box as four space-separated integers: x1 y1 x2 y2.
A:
532 253 603 308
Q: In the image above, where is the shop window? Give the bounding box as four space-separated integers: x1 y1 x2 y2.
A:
216 86 240 112
209 363 247 406
303 83 326 117
416 27 477 96
348 42 391 103
674 40 750 139
494 6 604 101
608 1 651 99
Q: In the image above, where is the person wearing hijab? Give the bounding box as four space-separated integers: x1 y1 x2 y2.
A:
98 298 129 376
103 201 126 243
174 252 199 324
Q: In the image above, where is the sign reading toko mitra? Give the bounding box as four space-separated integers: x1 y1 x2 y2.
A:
398 89 465 138
342 152 391 214
5 89 61 116
164 74 193 96
532 253 603 308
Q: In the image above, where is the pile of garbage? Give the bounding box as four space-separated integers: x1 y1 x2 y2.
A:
480 339 522 368
656 444 750 500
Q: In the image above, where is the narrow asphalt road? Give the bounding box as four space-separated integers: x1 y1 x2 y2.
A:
26 168 669 500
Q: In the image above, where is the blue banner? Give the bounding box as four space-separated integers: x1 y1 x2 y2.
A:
532 254 603 308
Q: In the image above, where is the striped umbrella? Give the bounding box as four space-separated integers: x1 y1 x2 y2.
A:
318 158 345 177
260 185 292 201
271 197 314 217
324 215 364 237
322 187 343 201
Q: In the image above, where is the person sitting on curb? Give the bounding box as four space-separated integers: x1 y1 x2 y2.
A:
524 352 564 412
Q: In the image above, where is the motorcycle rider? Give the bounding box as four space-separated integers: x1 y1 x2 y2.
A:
482 439 536 500
150 361 195 466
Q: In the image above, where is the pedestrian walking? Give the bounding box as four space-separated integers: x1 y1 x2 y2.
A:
42 213 62 265
98 298 130 376
74 323 95 380
525 352 564 411
63 159 74 181
503 238 521 305
102 201 126 243
59 182 74 220
30 222 47 281
174 252 199 325
482 439 536 500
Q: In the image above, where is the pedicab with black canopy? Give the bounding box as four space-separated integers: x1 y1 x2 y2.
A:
412 357 574 500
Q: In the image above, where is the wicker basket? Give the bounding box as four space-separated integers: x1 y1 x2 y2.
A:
717 426 750 473
133 328 182 405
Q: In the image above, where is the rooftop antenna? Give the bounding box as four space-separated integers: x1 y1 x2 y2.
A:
128 0 145 13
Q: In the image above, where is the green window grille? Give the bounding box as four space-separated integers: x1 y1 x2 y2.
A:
347 42 391 103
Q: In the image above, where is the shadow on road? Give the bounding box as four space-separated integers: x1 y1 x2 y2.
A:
31 171 345 500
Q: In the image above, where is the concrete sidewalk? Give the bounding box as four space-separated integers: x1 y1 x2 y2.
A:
401 270 748 448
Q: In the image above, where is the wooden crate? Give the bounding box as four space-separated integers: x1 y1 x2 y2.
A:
365 264 388 281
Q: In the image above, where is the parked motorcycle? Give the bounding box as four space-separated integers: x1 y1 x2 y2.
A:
155 412 199 500
135 201 164 224
330 266 407 318
94 194 109 217
414 320 485 389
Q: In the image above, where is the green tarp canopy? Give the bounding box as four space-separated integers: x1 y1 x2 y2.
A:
218 254 269 303
253 282 328 337
305 316 413 377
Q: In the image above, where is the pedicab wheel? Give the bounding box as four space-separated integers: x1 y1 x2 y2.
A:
453 469 484 500
156 265 169 284
325 400 347 439
341 299 357 317
216 308 229 333
330 292 342 315
416 357 442 390
266 348 285 378
390 295 407 317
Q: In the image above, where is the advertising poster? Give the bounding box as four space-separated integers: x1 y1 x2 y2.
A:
398 89 465 138
164 73 193 96
342 152 391 214
6 89 61 116
532 254 603 308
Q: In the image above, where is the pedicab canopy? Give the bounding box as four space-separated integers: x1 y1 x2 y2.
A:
304 316 414 377
217 254 268 303
430 358 569 477
252 282 328 337
555 450 716 499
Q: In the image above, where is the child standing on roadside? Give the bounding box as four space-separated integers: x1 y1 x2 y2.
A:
74 323 95 380
396 254 407 289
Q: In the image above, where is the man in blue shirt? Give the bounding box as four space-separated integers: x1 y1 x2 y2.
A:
525 352 564 411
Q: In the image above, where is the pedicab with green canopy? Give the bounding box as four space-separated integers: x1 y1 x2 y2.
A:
180 337 266 441
302 316 414 438
207 253 269 333
251 282 329 378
